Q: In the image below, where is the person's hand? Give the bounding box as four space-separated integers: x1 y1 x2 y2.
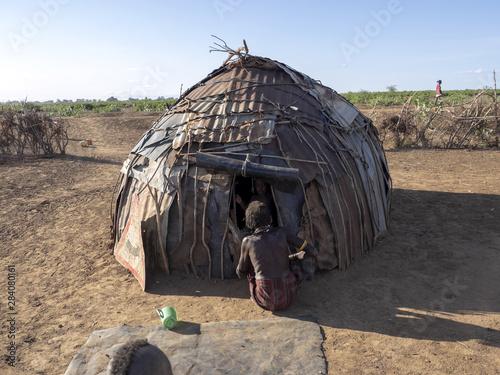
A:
289 251 306 260
235 194 243 206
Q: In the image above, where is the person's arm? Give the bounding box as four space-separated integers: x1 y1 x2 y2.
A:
236 238 251 279
235 194 248 211
285 232 318 260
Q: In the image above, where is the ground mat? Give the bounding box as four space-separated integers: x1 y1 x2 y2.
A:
64 317 326 374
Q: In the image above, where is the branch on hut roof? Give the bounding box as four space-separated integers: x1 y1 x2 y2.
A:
210 35 249 67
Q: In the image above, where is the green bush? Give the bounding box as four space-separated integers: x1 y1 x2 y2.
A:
1 98 178 117
342 89 498 107
133 99 175 112
93 104 122 113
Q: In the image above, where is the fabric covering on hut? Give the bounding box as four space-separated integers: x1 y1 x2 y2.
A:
112 53 391 289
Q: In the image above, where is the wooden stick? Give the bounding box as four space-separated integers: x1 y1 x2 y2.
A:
189 167 199 277
494 69 499 146
201 175 213 278
418 113 436 148
270 185 283 227
298 179 314 245
177 169 183 244
147 184 170 276
220 175 236 280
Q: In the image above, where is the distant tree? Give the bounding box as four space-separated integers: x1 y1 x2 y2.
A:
386 85 398 93
106 96 119 102
157 96 165 100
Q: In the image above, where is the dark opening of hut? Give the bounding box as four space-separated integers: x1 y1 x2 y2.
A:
111 52 392 290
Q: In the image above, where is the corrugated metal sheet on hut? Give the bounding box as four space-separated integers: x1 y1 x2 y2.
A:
112 54 392 290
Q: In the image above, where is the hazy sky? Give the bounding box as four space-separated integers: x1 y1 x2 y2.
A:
1 0 499 102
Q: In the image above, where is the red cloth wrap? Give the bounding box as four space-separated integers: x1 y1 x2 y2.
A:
248 262 302 311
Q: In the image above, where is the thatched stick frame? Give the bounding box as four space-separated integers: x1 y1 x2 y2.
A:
417 112 437 148
0 103 68 155
293 123 335 214
396 93 416 143
329 133 366 261
308 129 354 265
274 131 314 239
363 127 392 228
316 150 352 259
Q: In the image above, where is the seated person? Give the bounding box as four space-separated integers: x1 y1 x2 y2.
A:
236 201 318 311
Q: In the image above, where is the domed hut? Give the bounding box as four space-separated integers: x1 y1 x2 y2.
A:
112 53 391 290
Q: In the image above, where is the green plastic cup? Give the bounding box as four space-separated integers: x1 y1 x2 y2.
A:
156 306 177 329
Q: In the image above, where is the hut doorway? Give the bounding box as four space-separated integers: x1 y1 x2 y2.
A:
231 176 278 229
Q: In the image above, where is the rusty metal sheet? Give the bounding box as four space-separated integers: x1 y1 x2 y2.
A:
114 193 146 290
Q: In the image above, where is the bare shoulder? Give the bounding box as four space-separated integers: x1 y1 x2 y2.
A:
242 235 258 248
242 234 256 243
241 236 250 247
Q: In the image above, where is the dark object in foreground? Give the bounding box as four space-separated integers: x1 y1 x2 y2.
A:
106 339 172 375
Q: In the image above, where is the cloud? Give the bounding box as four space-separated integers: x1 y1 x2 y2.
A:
458 68 485 74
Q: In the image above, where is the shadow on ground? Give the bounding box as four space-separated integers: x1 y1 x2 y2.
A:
144 187 500 346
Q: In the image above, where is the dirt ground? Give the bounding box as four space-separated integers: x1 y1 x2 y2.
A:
1 110 499 374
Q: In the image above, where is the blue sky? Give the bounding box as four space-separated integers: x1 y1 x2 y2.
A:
1 0 499 102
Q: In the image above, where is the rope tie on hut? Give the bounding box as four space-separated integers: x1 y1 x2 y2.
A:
241 154 251 177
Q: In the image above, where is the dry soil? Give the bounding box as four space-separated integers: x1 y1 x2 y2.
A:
1 110 499 374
